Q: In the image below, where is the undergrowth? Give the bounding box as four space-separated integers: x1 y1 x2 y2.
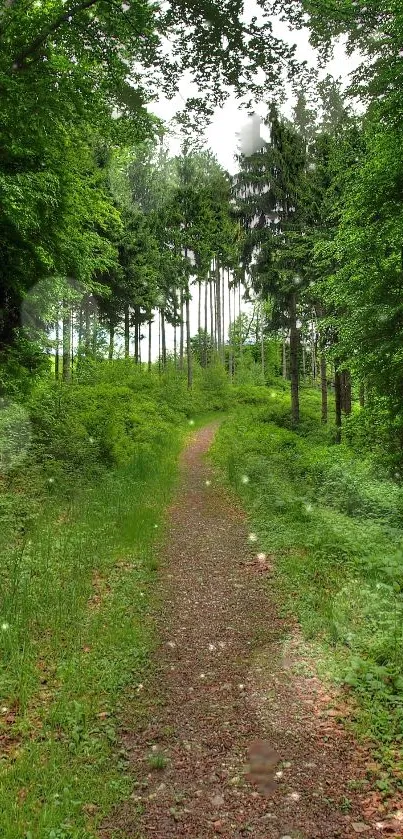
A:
211 384 403 785
0 359 228 838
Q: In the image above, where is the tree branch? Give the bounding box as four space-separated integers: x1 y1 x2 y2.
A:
12 0 100 68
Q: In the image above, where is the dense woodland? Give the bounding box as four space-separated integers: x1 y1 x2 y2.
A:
1 0 403 836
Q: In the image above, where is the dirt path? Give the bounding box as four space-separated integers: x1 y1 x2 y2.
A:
106 424 383 839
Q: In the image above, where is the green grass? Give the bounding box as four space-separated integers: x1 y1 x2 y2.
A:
0 429 183 838
211 384 403 780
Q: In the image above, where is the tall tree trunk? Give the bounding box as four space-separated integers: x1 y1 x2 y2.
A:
148 317 152 371
260 300 265 382
302 340 306 378
282 337 287 379
108 320 114 361
228 278 232 381
62 300 71 382
335 367 342 442
216 258 222 359
209 276 214 348
186 281 192 389
55 311 60 380
85 296 91 355
341 370 352 415
239 281 243 361
179 287 184 372
124 305 130 359
158 309 161 376
91 306 97 357
198 279 201 334
204 276 208 367
78 303 84 349
233 284 236 376
311 321 317 383
161 309 167 369
221 266 225 360
134 306 140 363
289 293 299 425
320 352 328 423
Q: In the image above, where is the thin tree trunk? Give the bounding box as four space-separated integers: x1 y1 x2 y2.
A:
289 293 299 425
161 309 166 369
85 296 91 355
341 370 352 415
158 309 161 376
302 341 306 378
91 306 97 357
311 322 316 383
179 287 184 372
233 284 236 376
204 276 208 367
282 337 287 379
55 311 60 380
261 300 265 382
198 280 201 334
335 366 342 442
216 258 221 359
209 276 214 348
78 304 84 349
148 318 152 371
108 320 114 361
228 278 232 381
239 281 243 361
124 305 130 359
186 281 192 389
221 266 225 361
320 352 328 423
134 306 140 363
62 300 71 382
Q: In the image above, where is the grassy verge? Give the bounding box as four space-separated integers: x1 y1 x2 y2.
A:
0 421 186 838
211 384 403 791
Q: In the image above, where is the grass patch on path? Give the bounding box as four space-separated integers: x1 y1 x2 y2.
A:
211 385 403 791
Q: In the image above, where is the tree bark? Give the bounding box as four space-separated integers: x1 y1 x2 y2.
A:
341 370 352 415
186 282 192 389
161 309 167 369
204 276 208 367
261 300 265 382
335 365 342 442
311 321 317 383
198 279 201 333
228 277 232 380
289 293 299 425
179 287 184 371
124 305 130 359
215 258 222 359
302 340 306 378
282 337 287 379
108 320 114 361
62 300 71 382
85 296 91 355
320 352 328 423
148 317 152 371
55 311 60 380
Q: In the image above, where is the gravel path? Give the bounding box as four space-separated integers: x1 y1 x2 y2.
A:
106 423 384 839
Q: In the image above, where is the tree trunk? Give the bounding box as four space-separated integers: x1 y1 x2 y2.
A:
216 258 221 359
228 278 232 381
238 281 243 361
186 282 192 389
320 352 328 423
85 296 91 355
289 293 299 425
209 275 214 347
161 309 166 369
148 318 152 371
335 364 342 442
261 300 265 382
62 300 71 382
198 279 201 334
222 266 226 360
282 338 287 379
92 306 97 357
108 320 114 361
179 287 184 371
55 312 60 380
204 276 208 367
341 370 352 415
124 305 130 359
302 340 306 378
311 322 317 383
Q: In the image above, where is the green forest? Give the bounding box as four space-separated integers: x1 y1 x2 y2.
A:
1 0 403 837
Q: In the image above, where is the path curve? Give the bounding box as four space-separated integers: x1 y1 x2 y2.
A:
107 423 382 839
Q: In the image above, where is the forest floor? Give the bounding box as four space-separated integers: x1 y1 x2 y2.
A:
102 424 389 839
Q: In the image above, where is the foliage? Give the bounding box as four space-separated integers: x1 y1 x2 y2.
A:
211 387 403 756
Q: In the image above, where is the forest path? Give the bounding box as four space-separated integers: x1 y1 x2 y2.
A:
106 423 381 839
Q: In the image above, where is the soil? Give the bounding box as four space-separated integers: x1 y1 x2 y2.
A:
102 423 394 839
